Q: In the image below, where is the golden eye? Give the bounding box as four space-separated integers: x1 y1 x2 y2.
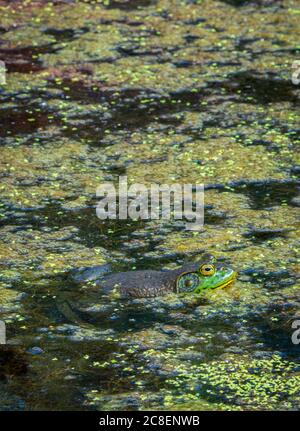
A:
200 263 215 276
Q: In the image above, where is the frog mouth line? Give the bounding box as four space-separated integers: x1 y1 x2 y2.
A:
212 271 238 290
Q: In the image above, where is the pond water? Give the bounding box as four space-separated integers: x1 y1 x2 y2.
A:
0 0 299 411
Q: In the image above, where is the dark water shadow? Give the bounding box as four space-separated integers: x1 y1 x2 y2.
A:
0 44 56 73
220 0 283 7
106 0 156 10
207 179 300 209
212 71 299 105
0 103 61 138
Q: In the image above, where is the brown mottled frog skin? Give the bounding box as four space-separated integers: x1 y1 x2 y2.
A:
97 261 203 298
73 254 237 298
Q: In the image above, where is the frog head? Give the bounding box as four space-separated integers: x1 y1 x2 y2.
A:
176 257 237 294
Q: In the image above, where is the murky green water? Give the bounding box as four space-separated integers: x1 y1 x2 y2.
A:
0 0 299 411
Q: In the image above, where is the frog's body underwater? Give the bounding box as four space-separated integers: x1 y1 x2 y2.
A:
71 254 237 299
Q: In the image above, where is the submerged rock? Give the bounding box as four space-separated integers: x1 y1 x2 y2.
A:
0 347 27 380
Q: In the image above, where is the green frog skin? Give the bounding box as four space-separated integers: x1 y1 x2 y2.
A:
94 254 237 298
58 255 237 324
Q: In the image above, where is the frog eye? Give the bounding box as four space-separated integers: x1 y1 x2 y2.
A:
176 272 200 293
200 263 215 276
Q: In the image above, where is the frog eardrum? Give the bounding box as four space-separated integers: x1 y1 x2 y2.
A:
176 261 237 294
176 272 201 293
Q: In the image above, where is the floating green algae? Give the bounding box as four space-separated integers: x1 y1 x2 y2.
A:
0 0 299 411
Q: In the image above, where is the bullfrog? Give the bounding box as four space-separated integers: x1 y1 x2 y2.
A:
71 253 237 299
56 254 237 325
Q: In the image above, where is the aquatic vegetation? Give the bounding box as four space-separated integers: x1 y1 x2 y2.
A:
84 341 300 410
162 354 300 410
0 0 299 411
